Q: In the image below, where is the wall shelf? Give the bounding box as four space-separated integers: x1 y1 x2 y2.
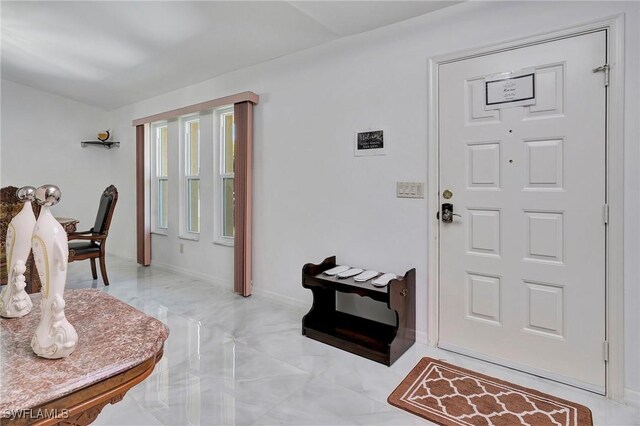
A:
81 141 120 149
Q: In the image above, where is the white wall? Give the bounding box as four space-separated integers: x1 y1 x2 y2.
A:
108 1 639 395
0 80 112 230
1 0 638 397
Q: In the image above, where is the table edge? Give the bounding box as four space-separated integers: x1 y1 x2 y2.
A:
4 346 164 426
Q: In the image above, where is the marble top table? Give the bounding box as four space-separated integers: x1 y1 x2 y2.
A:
0 289 169 425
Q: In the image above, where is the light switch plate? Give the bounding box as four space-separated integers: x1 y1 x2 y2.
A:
397 182 424 198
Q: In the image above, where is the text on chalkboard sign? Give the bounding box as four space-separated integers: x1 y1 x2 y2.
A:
354 129 386 156
485 70 536 110
357 131 383 150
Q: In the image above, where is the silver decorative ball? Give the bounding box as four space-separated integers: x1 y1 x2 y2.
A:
35 185 62 206
16 186 36 202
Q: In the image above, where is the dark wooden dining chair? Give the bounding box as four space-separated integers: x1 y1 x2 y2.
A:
68 185 118 285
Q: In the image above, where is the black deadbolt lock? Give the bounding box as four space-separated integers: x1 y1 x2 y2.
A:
439 203 461 223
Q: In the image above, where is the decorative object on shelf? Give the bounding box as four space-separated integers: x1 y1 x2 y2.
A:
97 130 111 142
81 130 119 149
30 185 78 359
302 255 415 366
0 186 37 318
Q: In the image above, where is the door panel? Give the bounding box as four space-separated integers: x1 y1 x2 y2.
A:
438 31 606 393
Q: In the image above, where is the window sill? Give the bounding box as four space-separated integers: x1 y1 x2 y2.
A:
213 238 234 247
151 230 168 236
179 234 200 241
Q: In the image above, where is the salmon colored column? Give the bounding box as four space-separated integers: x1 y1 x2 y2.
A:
233 101 254 296
136 124 150 266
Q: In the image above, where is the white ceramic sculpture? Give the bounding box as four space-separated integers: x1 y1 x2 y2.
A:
0 186 36 318
30 185 78 359
0 261 33 318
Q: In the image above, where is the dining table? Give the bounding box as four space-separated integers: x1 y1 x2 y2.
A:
54 217 79 234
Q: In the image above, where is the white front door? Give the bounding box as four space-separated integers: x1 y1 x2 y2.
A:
438 31 607 393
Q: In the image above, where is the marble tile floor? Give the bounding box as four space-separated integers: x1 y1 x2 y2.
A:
62 256 640 426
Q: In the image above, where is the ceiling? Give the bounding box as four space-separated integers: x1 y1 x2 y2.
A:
1 1 459 110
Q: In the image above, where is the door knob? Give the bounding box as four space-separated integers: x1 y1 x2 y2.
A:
440 203 462 223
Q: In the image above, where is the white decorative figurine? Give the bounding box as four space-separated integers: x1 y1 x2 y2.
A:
0 186 36 318
31 185 78 359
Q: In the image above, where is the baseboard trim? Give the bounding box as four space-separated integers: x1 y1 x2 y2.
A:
141 259 308 309
124 259 427 342
625 388 640 408
150 260 232 289
105 252 136 262
416 330 429 345
252 286 308 310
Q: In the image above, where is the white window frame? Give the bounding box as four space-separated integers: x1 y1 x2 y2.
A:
180 114 201 240
151 121 168 235
213 106 234 246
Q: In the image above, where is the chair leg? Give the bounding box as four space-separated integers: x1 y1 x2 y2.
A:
90 258 98 280
99 254 110 286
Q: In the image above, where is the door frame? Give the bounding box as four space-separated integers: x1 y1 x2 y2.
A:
426 15 625 399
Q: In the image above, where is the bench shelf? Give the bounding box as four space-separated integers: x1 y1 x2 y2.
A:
302 255 415 366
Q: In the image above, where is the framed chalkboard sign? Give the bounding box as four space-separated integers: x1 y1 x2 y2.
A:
484 70 536 110
355 130 386 156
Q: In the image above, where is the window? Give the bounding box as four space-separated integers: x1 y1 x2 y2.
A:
214 107 234 244
152 122 168 233
183 117 200 235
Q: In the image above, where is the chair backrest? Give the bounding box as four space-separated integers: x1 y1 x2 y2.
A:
0 186 41 291
1 186 21 285
93 185 118 235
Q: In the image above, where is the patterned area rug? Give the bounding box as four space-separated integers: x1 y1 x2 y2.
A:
388 358 593 426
